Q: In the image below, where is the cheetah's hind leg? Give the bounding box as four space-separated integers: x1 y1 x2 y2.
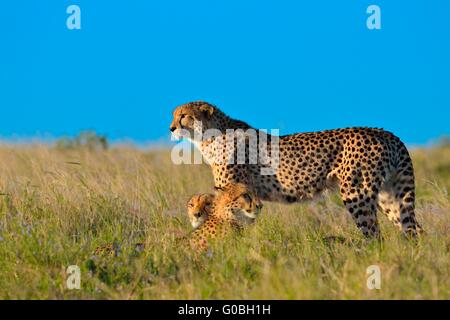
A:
378 173 423 238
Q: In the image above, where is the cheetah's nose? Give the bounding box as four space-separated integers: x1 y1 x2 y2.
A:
170 126 176 132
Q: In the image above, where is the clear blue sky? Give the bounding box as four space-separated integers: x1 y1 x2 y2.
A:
1 0 449 144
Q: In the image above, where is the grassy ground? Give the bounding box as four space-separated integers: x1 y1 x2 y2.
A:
0 143 448 299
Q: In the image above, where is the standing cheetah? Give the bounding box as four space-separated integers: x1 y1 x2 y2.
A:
170 101 423 238
187 183 263 252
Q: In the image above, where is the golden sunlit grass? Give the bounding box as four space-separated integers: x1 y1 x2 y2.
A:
0 142 448 299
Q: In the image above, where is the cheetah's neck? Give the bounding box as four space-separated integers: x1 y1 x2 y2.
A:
213 110 253 133
199 112 256 154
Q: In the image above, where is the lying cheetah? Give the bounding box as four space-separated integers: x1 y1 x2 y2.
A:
187 183 263 252
187 193 214 228
93 242 119 258
93 242 144 257
170 101 423 238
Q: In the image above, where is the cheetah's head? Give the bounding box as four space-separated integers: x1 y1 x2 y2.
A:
215 183 263 220
186 193 214 229
169 101 219 141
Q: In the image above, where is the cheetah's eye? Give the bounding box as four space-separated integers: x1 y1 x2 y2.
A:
242 193 252 203
180 114 191 126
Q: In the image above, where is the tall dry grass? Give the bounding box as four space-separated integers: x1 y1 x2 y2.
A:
0 143 448 299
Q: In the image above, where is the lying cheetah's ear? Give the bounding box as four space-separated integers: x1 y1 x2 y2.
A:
200 193 214 204
199 103 214 119
214 186 224 193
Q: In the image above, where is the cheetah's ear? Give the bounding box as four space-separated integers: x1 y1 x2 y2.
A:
214 186 224 193
199 103 214 119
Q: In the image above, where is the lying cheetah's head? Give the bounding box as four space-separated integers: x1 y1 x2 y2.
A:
215 183 263 220
169 101 218 141
186 193 214 228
